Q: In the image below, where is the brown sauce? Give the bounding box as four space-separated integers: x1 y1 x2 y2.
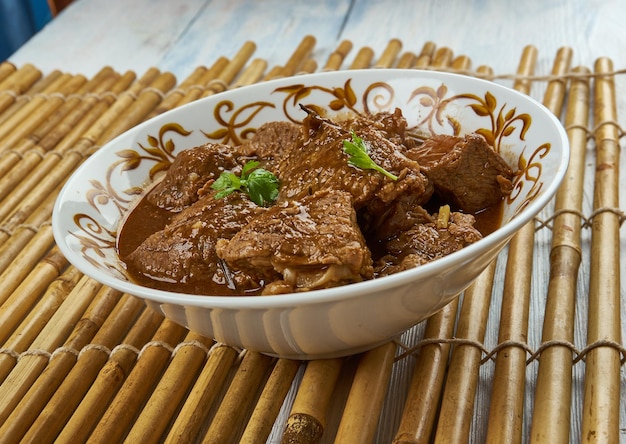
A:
117 192 503 295
470 202 503 237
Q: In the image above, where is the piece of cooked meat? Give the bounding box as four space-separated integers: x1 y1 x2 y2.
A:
375 209 483 277
359 194 434 243
147 142 244 212
275 112 432 209
216 189 373 292
125 191 264 294
405 133 514 213
239 121 303 165
345 108 412 148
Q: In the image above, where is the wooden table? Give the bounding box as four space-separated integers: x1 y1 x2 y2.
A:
9 0 626 81
2 0 625 442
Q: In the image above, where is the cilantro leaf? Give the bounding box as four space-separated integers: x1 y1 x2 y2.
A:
211 160 280 206
342 131 398 181
246 167 280 206
212 171 241 199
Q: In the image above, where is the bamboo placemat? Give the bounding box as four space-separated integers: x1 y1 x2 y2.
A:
0 36 624 443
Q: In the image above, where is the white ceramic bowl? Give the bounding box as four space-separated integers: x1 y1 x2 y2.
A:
52 69 569 359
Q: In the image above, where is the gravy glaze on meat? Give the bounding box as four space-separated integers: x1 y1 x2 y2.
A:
117 108 513 296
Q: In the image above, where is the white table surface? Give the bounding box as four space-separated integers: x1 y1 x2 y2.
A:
6 0 626 443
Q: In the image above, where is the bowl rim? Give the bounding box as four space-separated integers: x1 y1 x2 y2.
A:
52 68 570 310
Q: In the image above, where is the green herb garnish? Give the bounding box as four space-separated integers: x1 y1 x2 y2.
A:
342 131 398 181
211 160 279 206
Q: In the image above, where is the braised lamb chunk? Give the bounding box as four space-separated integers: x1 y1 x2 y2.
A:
147 142 244 212
125 191 264 294
406 133 514 213
216 189 373 293
375 208 483 277
344 108 412 148
239 121 303 166
276 112 432 209
359 193 434 243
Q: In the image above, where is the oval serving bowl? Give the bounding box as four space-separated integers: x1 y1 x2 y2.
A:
52 69 569 359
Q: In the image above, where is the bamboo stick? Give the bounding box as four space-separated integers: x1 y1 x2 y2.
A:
433 263 497 443
88 318 188 442
374 38 403 68
96 70 177 145
581 56 622 444
26 66 119 150
154 45 247 109
334 342 397 443
76 68 158 145
0 67 119 186
529 65 590 443
146 65 207 117
21 293 144 442
0 70 62 130
374 41 404 70
124 331 213 442
431 47 454 69
483 45 538 444
158 57 228 109
198 41 257 99
486 45 571 444
1 286 121 442
0 184 58 269
323 40 353 71
542 47 573 114
298 58 318 75
0 72 142 229
0 72 75 147
281 35 317 77
0 245 67 343
202 351 275 443
164 344 240 444
0 61 17 84
413 42 436 69
0 274 101 427
392 300 459 443
0 75 149 253
239 358 302 443
0 73 87 153
231 58 268 89
482 45 537 444
52 70 139 154
451 55 471 72
396 52 417 69
57 306 164 443
264 65 285 81
281 358 344 443
263 35 317 81
0 63 42 116
214 41 257 87
37 66 153 161
349 46 375 69
0 224 56 299
0 71 136 228
0 266 82 383
0 187 59 278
